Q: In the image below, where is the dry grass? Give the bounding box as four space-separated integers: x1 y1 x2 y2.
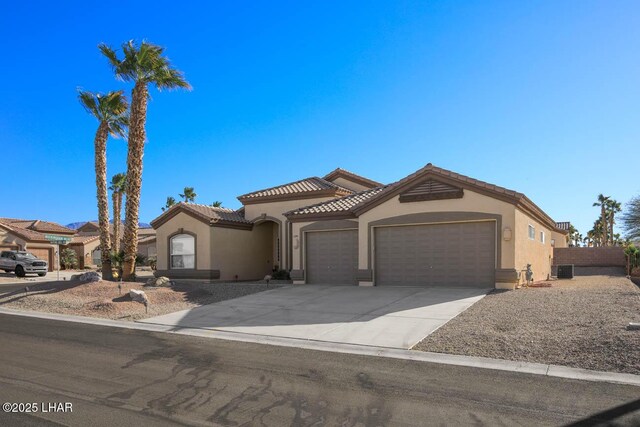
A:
414 276 640 374
0 279 280 321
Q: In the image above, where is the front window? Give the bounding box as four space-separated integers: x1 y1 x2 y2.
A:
528 225 535 240
171 234 195 269
540 231 545 243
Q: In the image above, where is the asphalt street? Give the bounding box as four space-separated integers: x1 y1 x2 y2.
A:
0 313 638 426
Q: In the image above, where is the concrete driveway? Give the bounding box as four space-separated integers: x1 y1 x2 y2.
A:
139 285 489 349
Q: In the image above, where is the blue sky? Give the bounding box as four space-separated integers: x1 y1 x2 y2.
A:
1 1 638 236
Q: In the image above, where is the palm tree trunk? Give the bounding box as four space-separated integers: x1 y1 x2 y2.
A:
122 82 148 281
95 122 113 280
112 191 120 253
601 206 607 247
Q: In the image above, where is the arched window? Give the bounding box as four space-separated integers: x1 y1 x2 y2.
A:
170 234 195 269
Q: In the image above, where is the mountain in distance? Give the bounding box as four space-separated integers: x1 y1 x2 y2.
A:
66 220 152 230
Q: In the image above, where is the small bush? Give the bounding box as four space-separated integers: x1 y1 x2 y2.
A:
60 248 78 270
271 269 290 280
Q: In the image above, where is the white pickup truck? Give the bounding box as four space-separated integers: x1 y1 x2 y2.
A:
0 250 48 277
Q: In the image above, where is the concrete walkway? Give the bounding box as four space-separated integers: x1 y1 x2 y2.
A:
138 285 489 349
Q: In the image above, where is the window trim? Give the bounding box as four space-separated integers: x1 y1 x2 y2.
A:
540 230 545 244
168 230 197 270
528 224 535 240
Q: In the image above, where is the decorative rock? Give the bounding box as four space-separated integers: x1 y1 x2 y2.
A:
71 271 101 283
628 322 640 331
145 276 172 287
129 289 148 304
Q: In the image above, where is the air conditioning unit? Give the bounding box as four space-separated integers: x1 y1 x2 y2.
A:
557 264 574 279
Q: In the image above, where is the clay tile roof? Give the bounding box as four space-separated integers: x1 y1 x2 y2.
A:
323 168 383 188
285 186 388 218
69 235 101 245
237 177 353 203
150 202 252 229
0 219 48 242
0 218 75 235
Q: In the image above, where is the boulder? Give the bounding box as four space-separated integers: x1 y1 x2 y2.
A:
145 276 172 287
71 271 101 283
129 289 148 304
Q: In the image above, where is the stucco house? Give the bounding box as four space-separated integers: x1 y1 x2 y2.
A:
71 221 157 268
151 164 568 289
0 218 76 271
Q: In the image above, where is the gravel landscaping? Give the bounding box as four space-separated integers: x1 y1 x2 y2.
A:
0 278 283 321
415 275 640 374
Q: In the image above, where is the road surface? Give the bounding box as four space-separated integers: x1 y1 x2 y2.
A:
0 314 638 426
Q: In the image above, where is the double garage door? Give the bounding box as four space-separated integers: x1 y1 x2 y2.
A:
305 221 495 287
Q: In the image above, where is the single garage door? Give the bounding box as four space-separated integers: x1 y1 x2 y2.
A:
27 247 54 271
306 230 358 285
375 221 495 287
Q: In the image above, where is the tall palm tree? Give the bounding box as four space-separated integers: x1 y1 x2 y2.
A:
78 90 129 280
606 199 621 246
622 195 640 241
211 201 223 207
593 194 610 246
100 40 190 280
180 187 197 203
109 173 127 252
162 196 176 212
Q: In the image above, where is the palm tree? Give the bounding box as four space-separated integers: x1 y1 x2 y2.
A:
109 173 127 253
100 40 190 280
593 194 610 246
621 195 640 241
179 187 197 203
606 199 621 246
161 196 177 212
211 201 223 208
78 90 129 280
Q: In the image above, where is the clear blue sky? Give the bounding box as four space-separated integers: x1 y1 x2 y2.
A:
1 1 638 235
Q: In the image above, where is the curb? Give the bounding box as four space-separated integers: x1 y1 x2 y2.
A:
1 307 638 387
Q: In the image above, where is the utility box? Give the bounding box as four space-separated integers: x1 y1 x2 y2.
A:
557 264 574 279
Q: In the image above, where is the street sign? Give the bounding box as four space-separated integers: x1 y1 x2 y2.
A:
45 234 72 245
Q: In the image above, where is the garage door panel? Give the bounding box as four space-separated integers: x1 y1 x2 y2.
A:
306 230 358 285
375 222 495 287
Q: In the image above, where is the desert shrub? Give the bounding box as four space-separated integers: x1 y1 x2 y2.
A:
271 269 290 280
60 248 78 270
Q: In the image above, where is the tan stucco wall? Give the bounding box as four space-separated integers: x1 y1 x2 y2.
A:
291 221 312 270
211 223 273 281
0 228 27 249
244 197 336 269
68 239 101 268
514 209 554 283
330 177 371 193
358 189 517 274
551 230 568 249
155 211 212 271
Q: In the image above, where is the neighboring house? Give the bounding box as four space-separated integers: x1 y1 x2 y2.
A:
151 164 568 289
0 218 76 271
72 221 156 267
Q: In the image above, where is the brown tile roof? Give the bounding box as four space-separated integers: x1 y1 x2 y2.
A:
288 163 563 232
237 177 353 204
69 235 101 245
0 220 49 242
285 186 388 219
350 163 563 232
0 218 75 235
323 168 383 189
150 203 252 229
